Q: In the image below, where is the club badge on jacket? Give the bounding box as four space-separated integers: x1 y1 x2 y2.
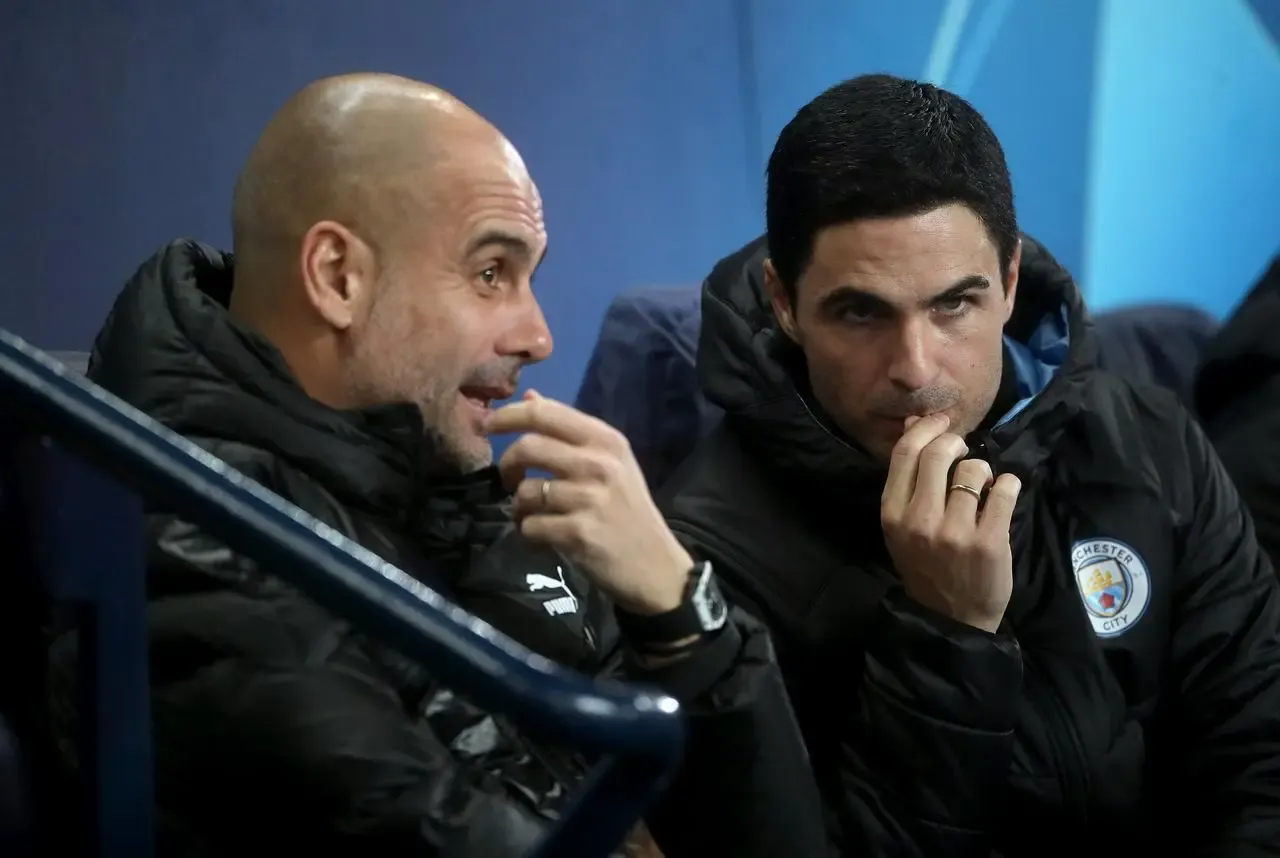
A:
1072 538 1151 638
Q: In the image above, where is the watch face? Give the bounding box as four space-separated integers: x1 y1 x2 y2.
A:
693 563 729 631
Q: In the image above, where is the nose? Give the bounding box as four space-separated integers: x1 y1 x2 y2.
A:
885 317 940 392
498 290 554 365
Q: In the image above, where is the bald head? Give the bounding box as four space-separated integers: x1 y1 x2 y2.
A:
231 73 503 289
224 72 551 475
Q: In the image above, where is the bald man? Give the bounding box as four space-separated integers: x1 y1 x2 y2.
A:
67 75 833 857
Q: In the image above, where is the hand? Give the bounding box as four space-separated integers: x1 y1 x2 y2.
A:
880 414 1022 634
486 391 691 616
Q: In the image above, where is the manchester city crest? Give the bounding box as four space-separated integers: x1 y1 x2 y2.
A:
1071 538 1151 638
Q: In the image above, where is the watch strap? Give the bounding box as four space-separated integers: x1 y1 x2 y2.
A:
615 561 727 652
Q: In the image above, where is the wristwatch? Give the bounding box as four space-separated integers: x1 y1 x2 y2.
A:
615 561 730 651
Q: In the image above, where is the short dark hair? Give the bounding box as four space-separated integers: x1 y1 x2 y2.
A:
766 74 1018 298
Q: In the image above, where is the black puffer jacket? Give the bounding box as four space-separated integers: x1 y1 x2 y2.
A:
659 234 1280 857
1197 253 1280 563
55 240 834 858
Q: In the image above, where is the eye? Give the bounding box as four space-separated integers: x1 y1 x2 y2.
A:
478 263 503 288
834 294 885 323
935 294 973 317
835 299 886 325
838 306 875 324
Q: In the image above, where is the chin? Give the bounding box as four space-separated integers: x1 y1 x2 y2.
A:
422 427 494 477
845 423 898 460
467 446 495 472
448 442 494 476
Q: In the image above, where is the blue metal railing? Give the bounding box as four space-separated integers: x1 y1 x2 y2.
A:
0 329 685 857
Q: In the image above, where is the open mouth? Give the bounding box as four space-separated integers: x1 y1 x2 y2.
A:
460 385 516 418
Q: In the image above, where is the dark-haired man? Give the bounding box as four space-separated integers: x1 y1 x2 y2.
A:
660 74 1280 856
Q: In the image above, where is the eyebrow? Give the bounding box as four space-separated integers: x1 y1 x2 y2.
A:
816 273 991 315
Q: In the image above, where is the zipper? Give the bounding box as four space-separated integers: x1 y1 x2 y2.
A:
1040 678 1093 826
1036 488 1092 827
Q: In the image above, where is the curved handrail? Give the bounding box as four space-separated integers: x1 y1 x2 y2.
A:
0 329 684 856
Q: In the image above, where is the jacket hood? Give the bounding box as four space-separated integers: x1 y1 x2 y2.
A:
1196 253 1280 422
89 239 506 522
697 232 1098 485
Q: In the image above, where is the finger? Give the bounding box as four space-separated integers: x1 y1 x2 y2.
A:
883 414 952 515
978 472 1023 537
941 458 995 528
519 512 584 554
497 433 590 490
512 476 594 518
907 431 970 521
486 395 608 447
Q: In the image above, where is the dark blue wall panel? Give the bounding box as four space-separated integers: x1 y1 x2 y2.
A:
2 0 1277 401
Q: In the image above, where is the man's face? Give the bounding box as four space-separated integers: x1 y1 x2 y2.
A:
766 203 1018 460
344 137 552 474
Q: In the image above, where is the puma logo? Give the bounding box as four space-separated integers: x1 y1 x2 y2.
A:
526 566 579 617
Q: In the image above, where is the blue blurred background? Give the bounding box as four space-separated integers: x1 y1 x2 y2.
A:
3 0 1278 406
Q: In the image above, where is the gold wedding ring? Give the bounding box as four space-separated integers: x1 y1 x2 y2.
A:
540 478 553 508
948 483 984 500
